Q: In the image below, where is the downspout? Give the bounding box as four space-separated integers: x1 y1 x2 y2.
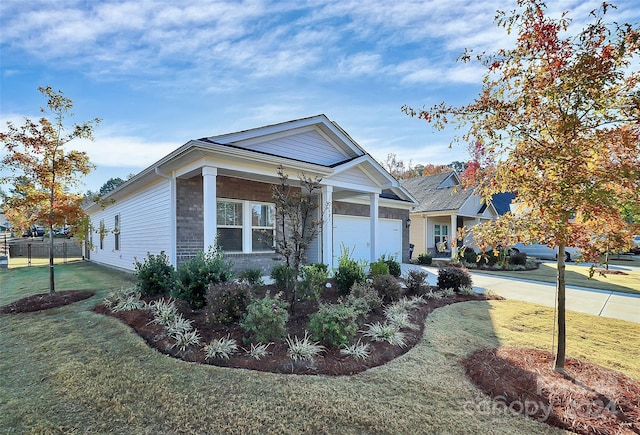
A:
155 167 177 267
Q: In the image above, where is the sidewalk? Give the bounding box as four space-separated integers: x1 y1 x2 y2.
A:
402 264 640 324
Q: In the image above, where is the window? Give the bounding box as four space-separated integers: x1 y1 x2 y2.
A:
217 200 242 252
99 219 105 250
434 224 449 252
114 214 120 251
251 203 275 251
216 200 276 253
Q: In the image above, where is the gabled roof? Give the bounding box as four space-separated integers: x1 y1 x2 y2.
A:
85 115 417 211
401 172 472 213
491 192 516 215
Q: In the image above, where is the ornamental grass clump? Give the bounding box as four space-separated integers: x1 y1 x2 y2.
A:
362 322 407 347
285 332 325 361
146 298 178 326
106 287 144 312
204 335 239 360
171 329 201 352
340 339 371 360
244 342 272 360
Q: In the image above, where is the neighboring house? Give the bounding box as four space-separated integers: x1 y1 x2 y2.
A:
402 172 498 259
83 115 417 273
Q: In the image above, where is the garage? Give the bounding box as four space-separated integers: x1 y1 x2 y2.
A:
332 215 403 267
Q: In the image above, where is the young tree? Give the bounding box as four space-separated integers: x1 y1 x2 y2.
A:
0 86 100 295
272 166 323 314
403 1 640 371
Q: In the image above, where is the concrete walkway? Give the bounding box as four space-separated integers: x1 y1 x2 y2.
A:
402 264 640 324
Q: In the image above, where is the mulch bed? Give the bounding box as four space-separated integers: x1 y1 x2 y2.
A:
92 287 498 376
0 290 95 314
463 347 640 434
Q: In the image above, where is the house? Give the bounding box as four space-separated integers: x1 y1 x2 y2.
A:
401 172 498 259
83 115 418 273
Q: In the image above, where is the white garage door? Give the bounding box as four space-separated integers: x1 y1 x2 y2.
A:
332 215 402 267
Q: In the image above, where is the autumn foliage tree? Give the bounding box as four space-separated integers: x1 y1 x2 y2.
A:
0 86 100 294
403 1 640 370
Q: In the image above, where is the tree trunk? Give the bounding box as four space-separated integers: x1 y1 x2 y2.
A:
555 243 566 371
49 223 55 295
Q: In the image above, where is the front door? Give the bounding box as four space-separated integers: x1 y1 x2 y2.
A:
434 224 449 252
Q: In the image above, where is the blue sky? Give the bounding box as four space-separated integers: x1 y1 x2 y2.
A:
2 0 639 193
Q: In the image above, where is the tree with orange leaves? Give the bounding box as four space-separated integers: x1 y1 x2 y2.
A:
403 1 640 371
1 86 100 295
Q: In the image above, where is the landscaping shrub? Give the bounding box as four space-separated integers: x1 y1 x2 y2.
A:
173 248 233 308
509 251 528 266
299 263 329 301
238 269 264 288
416 252 432 265
381 255 401 278
270 264 295 289
240 293 289 343
461 248 478 265
372 274 403 303
405 269 429 296
335 251 366 296
437 266 472 292
308 303 359 347
345 281 383 316
134 251 176 296
206 281 252 325
368 260 390 277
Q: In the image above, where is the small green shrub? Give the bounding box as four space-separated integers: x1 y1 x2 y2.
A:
171 249 232 308
134 251 176 296
368 261 390 277
461 248 478 265
238 269 264 287
206 281 251 325
334 245 367 295
299 263 329 300
381 255 401 278
308 303 359 347
240 293 289 343
270 264 295 289
437 266 472 292
372 274 403 303
405 269 429 296
509 251 528 266
416 252 432 265
173 248 233 308
346 281 383 316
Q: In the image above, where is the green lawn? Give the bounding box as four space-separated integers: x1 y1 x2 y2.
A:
471 259 640 295
1 261 638 433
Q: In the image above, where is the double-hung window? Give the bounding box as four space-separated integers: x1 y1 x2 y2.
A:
114 214 120 251
251 203 275 251
216 200 275 253
217 200 243 252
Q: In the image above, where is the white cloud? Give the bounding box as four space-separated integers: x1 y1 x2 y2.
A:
72 134 178 168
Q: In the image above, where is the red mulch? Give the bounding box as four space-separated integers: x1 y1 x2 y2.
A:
463 347 640 435
597 269 629 276
0 290 95 313
92 286 498 376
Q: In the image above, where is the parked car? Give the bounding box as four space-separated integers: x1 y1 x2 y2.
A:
631 235 640 254
22 225 45 237
511 243 581 261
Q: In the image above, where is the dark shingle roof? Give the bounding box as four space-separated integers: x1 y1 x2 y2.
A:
401 172 472 213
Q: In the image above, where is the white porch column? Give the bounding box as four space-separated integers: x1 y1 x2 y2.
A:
202 166 218 251
450 214 458 259
423 215 429 255
370 192 379 262
322 185 333 267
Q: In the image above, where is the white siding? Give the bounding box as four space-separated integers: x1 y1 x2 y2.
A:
329 167 372 186
88 179 172 271
459 194 482 216
243 130 348 165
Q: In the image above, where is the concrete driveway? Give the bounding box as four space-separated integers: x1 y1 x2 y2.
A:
402 264 640 324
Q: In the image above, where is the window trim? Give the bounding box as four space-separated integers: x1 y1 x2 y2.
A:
216 198 276 254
